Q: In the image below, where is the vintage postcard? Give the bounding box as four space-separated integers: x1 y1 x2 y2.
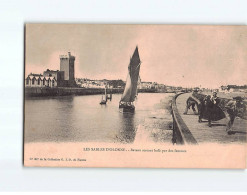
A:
24 24 247 168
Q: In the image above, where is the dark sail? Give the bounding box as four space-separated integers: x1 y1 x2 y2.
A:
121 46 141 102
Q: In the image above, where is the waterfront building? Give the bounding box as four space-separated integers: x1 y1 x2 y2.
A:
227 85 247 92
60 52 76 87
76 78 111 88
138 82 154 89
219 86 228 93
25 74 57 88
156 84 167 92
25 51 77 88
43 69 64 87
218 85 247 93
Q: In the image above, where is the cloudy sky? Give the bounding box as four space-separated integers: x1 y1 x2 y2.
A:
26 24 247 88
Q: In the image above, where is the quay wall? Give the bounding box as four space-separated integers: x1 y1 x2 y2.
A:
25 87 164 97
25 87 124 97
171 93 198 145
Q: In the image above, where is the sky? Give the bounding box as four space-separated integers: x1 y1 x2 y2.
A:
25 24 247 88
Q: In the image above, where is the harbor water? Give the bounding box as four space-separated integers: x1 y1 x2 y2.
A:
25 93 174 144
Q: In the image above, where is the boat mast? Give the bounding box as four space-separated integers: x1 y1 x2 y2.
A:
105 87 107 101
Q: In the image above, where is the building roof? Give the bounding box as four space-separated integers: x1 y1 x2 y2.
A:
44 69 59 73
60 52 75 59
29 73 43 77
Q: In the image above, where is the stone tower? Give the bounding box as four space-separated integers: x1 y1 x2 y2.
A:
59 52 75 86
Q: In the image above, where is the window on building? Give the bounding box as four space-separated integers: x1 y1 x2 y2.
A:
32 78 35 85
52 80 55 87
43 79 45 85
38 79 40 85
26 79 29 85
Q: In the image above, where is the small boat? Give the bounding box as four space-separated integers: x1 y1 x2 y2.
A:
107 90 112 101
100 87 107 105
119 46 141 113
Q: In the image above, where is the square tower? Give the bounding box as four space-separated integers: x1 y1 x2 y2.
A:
60 52 75 81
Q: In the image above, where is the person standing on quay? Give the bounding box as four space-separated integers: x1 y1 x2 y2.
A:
207 91 220 127
225 96 246 133
198 95 211 123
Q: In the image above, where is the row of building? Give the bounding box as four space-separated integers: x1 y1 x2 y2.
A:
75 78 111 89
75 78 169 91
219 85 247 93
26 74 58 88
25 52 76 88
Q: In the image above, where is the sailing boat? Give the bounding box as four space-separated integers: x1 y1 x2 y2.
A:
100 87 107 105
119 46 141 112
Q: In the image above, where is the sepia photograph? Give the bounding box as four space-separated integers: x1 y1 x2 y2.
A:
24 24 247 168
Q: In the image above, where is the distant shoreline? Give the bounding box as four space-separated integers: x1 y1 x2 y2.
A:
202 91 247 100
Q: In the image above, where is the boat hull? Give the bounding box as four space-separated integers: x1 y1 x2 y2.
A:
122 106 135 113
100 100 107 105
119 104 125 108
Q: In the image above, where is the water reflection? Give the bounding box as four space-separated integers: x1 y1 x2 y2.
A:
116 112 137 143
